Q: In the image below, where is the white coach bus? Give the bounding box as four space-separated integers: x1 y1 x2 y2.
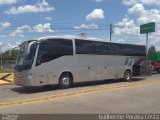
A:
14 36 147 88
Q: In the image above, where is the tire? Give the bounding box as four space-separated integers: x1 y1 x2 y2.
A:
44 85 53 88
59 73 72 89
157 68 160 73
124 70 132 82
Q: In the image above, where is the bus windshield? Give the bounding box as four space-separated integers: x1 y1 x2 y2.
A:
15 41 37 71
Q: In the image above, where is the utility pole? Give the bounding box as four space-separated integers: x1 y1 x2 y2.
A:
146 33 149 55
110 24 113 42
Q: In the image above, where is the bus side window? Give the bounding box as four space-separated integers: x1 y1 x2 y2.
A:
41 54 48 64
36 44 48 66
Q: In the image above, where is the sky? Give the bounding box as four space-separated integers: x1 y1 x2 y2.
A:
0 0 160 51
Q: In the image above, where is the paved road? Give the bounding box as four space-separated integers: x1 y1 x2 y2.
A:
0 74 159 114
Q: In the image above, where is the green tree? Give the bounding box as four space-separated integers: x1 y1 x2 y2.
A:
148 45 156 54
0 49 18 60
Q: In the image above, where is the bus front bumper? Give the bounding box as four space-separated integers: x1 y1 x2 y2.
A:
14 74 35 87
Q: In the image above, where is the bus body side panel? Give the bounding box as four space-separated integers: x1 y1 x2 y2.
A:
33 56 74 86
74 54 128 80
74 54 142 81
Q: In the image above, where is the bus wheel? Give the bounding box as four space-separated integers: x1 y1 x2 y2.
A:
124 70 132 82
59 73 72 89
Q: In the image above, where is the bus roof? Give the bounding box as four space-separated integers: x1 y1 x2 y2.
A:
21 35 145 47
38 35 103 42
38 35 145 47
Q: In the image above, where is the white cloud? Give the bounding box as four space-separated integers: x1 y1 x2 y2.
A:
15 40 23 45
33 23 53 33
137 9 160 24
128 3 144 15
0 0 18 5
95 0 104 2
140 0 160 6
5 0 54 14
73 23 98 29
116 18 135 27
113 38 126 43
45 17 52 21
86 9 105 21
128 4 160 24
114 17 139 35
6 43 15 50
10 23 53 37
122 0 160 6
10 25 31 37
0 22 11 29
122 0 140 5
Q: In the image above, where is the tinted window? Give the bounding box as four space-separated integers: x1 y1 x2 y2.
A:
110 43 146 56
75 39 111 55
36 39 73 66
75 39 145 56
36 43 48 66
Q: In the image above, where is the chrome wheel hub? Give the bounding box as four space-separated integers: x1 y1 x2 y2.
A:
62 77 70 85
125 73 130 80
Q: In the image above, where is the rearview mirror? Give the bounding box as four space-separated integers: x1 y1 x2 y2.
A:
9 46 20 57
